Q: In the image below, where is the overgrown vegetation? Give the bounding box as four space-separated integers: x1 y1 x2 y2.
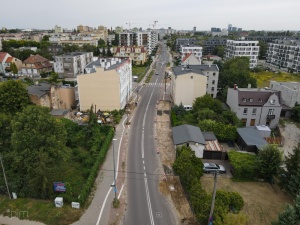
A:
171 95 241 141
173 146 245 224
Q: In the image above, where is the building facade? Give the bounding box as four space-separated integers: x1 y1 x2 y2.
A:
203 38 227 56
0 52 22 74
21 54 52 75
226 86 282 129
54 52 93 78
77 57 132 111
266 40 300 73
175 38 197 52
114 46 148 65
225 40 259 68
270 81 300 108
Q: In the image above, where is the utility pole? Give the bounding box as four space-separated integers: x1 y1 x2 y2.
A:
208 171 218 225
0 155 11 199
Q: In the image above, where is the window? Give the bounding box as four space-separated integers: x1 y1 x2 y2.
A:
211 87 215 91
212 80 215 85
242 98 247 102
213 73 216 76
243 108 248 114
252 108 257 114
249 98 253 102
207 76 209 80
268 109 274 115
270 99 275 105
259 98 263 102
191 76 193 79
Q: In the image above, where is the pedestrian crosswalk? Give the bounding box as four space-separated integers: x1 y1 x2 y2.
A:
144 83 167 87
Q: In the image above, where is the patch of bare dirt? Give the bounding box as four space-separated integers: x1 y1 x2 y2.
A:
156 100 197 224
201 176 293 225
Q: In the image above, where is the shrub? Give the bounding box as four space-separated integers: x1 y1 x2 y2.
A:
228 150 258 180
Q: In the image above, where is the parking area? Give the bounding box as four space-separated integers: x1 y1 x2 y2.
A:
202 159 233 178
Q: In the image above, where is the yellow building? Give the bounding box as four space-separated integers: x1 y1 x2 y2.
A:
77 58 132 111
114 46 148 65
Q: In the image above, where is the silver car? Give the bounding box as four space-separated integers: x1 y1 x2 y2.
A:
203 163 226 174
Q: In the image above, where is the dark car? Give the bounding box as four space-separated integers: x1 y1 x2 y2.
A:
203 163 226 174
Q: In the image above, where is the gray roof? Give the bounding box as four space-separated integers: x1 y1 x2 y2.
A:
172 64 219 76
202 132 217 141
237 127 268 150
27 83 51 97
50 109 69 116
274 82 300 90
172 124 206 145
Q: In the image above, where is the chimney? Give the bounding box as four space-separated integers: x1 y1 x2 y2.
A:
234 84 237 90
248 83 251 89
105 62 111 69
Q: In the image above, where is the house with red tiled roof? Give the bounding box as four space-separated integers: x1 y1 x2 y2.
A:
180 45 202 64
114 46 148 65
0 52 22 74
21 54 52 75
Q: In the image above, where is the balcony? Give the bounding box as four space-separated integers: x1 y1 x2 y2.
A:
267 114 275 120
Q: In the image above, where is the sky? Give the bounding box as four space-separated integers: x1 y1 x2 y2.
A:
1 0 299 31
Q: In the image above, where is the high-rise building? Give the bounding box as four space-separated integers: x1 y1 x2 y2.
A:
193 27 196 33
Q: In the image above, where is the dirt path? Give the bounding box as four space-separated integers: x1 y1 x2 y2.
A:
278 120 300 157
155 100 197 225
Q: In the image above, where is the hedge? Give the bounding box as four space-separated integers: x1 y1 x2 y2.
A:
228 150 258 180
78 127 114 205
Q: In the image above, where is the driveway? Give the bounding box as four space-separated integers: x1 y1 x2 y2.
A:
278 120 300 157
202 159 233 178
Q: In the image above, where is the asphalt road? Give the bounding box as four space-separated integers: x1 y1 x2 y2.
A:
124 44 177 225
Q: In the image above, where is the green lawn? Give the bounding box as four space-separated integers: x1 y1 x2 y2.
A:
251 71 300 87
132 66 147 76
145 70 155 83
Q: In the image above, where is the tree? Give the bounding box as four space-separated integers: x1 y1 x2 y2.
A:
49 72 59 83
193 94 223 114
258 41 267 60
9 62 18 74
258 145 283 182
213 46 225 58
107 46 113 57
101 47 106 56
218 57 257 99
272 195 300 225
10 105 70 198
0 80 31 115
42 35 50 42
81 44 95 53
291 105 300 122
0 113 12 152
98 39 106 48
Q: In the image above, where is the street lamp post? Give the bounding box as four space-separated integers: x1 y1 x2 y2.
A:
112 139 117 200
0 155 11 199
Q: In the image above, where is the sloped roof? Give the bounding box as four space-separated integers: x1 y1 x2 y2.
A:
27 82 51 98
50 109 69 116
5 57 13 63
182 53 193 62
0 52 8 63
172 64 219 76
172 124 206 145
237 127 268 150
235 88 281 106
23 54 50 64
202 132 217 141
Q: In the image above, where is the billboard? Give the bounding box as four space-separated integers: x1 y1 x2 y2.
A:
53 182 66 192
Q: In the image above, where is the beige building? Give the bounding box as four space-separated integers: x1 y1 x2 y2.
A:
171 65 207 107
27 82 75 109
77 57 132 111
114 46 148 65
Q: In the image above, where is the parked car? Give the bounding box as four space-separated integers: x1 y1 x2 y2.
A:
156 72 158 75
203 163 226 174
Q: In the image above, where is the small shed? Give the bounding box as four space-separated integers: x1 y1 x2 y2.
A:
172 124 206 158
237 127 268 153
202 132 227 160
255 125 271 138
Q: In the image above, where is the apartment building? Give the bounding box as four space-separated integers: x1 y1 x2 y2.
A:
54 52 93 78
266 40 300 73
202 38 227 56
118 31 158 54
114 46 148 65
77 57 132 111
49 34 99 47
171 64 219 107
225 40 260 68
180 45 202 63
226 85 282 129
175 38 197 52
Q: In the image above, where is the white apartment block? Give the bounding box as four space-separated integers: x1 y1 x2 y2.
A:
266 40 300 73
270 81 300 108
49 34 99 47
54 52 93 78
180 45 202 64
119 30 158 54
77 57 132 111
225 40 259 68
